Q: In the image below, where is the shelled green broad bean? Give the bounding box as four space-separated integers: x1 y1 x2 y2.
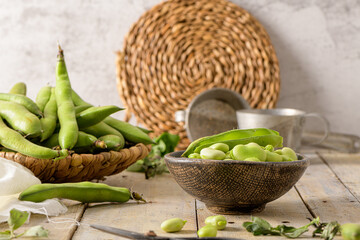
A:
0 45 153 160
185 129 298 162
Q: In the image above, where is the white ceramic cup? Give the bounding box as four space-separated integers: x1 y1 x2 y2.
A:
236 108 330 151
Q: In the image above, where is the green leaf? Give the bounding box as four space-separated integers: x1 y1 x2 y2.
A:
252 217 272 230
22 225 49 238
321 221 341 240
8 209 29 232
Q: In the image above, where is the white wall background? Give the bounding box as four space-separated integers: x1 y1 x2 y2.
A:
0 0 359 136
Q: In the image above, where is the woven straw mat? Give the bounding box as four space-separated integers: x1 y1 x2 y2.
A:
116 0 280 149
0 143 151 183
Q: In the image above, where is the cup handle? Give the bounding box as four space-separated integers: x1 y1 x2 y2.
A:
303 113 330 145
175 110 186 122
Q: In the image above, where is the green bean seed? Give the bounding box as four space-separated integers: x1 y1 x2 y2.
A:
200 148 226 160
265 150 282 162
9 82 27 95
19 182 133 203
160 218 187 233
0 100 41 137
55 45 78 149
281 147 297 161
209 143 229 153
231 143 266 161
205 215 227 230
264 144 274 152
35 86 52 112
341 223 360 240
188 153 201 159
183 128 280 157
197 225 217 237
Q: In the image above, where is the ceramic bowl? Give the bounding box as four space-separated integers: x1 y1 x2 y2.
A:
164 151 309 215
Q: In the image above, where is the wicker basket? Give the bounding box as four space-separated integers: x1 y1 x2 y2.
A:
0 143 151 183
116 0 280 149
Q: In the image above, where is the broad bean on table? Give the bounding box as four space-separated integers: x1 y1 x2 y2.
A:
160 218 187 233
197 225 217 237
205 215 227 230
19 181 145 203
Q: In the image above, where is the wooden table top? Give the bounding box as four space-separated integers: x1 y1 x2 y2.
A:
2 147 360 239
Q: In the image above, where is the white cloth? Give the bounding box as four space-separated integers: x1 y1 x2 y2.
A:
0 157 67 222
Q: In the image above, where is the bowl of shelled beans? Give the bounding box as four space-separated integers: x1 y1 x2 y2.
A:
164 128 309 214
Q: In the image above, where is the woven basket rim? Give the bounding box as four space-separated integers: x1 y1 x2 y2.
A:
0 143 151 183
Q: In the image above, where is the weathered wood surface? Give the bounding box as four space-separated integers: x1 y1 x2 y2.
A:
2 150 360 239
72 172 197 239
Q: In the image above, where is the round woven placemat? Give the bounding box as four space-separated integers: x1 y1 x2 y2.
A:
0 143 151 183
116 0 280 149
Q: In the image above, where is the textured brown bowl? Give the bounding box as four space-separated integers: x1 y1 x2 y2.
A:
165 151 309 215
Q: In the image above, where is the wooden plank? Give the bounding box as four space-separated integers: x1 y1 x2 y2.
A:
0 200 85 240
72 172 197 240
318 153 360 202
295 153 360 223
196 188 315 239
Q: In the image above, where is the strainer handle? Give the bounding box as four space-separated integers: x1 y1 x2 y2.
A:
175 110 186 122
303 113 330 145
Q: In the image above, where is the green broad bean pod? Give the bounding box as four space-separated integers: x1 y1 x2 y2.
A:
98 134 125 151
74 105 91 115
81 122 123 138
40 88 58 142
55 45 78 149
71 89 153 145
35 86 52 112
104 117 155 145
182 128 280 157
0 100 42 137
19 182 141 203
71 89 92 108
43 131 106 150
76 105 123 129
0 93 42 117
193 135 283 155
0 116 67 159
9 82 27 95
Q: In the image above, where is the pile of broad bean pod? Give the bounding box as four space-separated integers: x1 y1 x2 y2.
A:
0 45 154 160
